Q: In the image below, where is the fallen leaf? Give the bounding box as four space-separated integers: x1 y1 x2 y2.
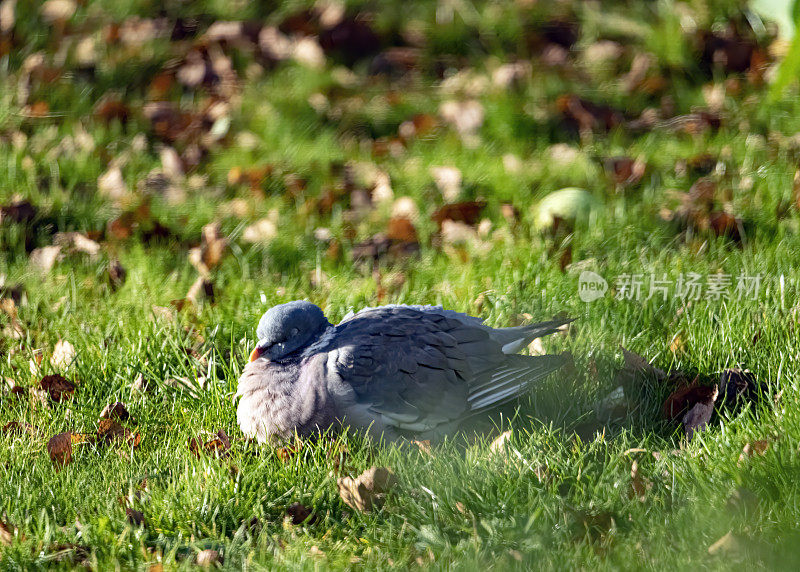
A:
430 166 462 201
29 245 62 272
337 466 398 512
106 259 126 290
431 201 486 229
708 530 742 556
385 217 418 243
242 217 278 244
39 374 75 402
189 430 231 458
97 418 140 448
100 402 131 422
98 166 128 201
0 520 13 545
604 156 646 188
50 339 76 370
40 0 75 24
490 430 512 453
125 508 145 527
629 460 650 501
196 549 222 567
739 440 770 463
557 95 626 135
286 502 315 525
47 432 91 466
439 99 484 139
682 385 718 440
189 223 228 276
663 377 714 419
54 232 101 258
2 421 39 436
411 439 432 455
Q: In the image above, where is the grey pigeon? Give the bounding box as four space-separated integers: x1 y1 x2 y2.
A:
237 301 569 443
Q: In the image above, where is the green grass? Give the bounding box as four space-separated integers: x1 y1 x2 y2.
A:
3 0 800 568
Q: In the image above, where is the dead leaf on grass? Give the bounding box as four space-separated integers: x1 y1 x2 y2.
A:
2 421 39 436
629 460 651 502
47 431 91 467
337 466 398 512
189 430 231 458
286 502 316 525
100 402 131 422
489 430 512 453
97 418 141 448
39 374 76 402
125 508 145 527
682 385 718 440
0 520 13 546
738 440 770 463
50 339 76 370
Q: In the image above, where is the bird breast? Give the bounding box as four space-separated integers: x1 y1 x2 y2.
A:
236 354 335 443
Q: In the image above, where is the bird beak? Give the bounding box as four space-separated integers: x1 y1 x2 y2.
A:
249 347 262 362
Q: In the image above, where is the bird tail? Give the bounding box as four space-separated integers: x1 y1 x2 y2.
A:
465 353 568 413
487 318 573 354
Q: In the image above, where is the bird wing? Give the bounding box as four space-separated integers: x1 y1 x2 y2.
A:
314 305 566 433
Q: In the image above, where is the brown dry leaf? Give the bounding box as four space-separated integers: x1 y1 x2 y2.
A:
682 385 719 440
411 439 432 455
663 376 713 419
557 95 626 135
196 549 223 567
0 298 24 339
604 156 646 188
286 502 316 525
98 166 128 201
54 232 101 258
0 519 13 546
39 374 76 402
30 245 62 272
189 223 228 277
51 339 76 370
432 201 486 229
107 259 127 290
94 98 130 125
2 421 39 436
125 508 145 527
386 217 418 243
40 0 75 23
337 467 398 512
0 0 15 35
183 277 215 306
739 440 770 464
97 418 141 448
100 402 131 422
629 460 651 502
669 332 686 356
189 430 231 458
47 432 91 466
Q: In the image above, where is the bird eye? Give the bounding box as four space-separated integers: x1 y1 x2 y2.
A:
290 328 299 337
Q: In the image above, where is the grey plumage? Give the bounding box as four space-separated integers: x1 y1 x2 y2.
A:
237 301 569 443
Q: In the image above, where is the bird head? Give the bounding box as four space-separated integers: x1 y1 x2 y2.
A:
250 301 330 362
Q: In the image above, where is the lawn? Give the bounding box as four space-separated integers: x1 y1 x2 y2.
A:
2 0 800 569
